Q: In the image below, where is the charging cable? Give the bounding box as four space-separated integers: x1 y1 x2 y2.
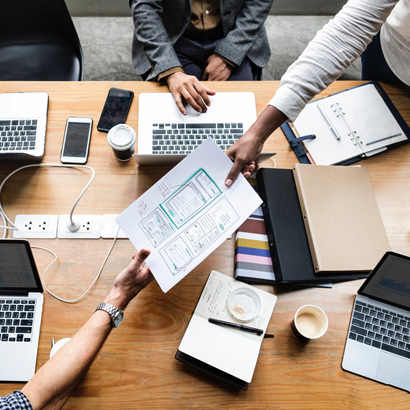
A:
0 163 121 302
269 156 277 168
32 226 120 303
0 163 95 238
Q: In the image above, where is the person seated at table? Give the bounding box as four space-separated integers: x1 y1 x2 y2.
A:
224 0 410 187
129 0 274 115
0 249 153 410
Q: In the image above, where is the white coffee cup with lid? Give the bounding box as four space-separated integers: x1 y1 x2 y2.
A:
107 123 136 161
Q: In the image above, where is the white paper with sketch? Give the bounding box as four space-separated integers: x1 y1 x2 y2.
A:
179 270 277 383
116 138 262 293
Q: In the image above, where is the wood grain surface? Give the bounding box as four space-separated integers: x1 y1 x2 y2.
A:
0 81 410 409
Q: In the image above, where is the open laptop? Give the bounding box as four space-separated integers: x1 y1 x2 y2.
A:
0 239 44 382
134 92 275 165
0 92 49 161
342 251 410 392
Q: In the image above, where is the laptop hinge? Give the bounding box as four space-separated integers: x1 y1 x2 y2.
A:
0 291 29 297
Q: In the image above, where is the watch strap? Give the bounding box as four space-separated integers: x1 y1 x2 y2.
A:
94 302 123 327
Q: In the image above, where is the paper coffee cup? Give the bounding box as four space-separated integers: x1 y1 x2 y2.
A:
107 123 136 161
291 305 328 340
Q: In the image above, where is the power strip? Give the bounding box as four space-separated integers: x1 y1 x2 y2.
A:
101 215 128 239
12 214 128 239
13 215 59 239
58 215 102 239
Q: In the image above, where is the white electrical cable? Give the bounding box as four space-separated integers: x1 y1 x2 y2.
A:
1 211 17 239
31 227 120 303
0 163 95 237
269 157 277 168
0 163 119 303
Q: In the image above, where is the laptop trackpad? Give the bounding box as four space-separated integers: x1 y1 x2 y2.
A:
376 351 410 392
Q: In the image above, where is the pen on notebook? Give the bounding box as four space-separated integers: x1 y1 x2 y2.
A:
317 104 341 140
208 318 264 336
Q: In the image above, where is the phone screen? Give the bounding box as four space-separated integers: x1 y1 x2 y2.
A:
62 122 91 157
97 88 134 132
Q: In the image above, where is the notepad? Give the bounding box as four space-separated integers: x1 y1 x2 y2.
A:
176 270 277 389
293 82 409 165
292 164 391 273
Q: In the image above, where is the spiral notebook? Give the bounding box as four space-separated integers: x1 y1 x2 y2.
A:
285 82 410 165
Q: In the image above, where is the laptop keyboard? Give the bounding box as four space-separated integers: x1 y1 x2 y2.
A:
0 118 38 152
349 300 410 359
0 299 36 343
152 122 244 154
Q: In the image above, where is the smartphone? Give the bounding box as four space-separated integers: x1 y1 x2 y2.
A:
60 117 93 164
97 88 134 132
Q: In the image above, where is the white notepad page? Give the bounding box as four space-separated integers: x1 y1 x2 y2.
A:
293 83 407 165
178 270 277 383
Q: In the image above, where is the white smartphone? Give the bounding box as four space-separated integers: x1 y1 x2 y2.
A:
60 117 93 164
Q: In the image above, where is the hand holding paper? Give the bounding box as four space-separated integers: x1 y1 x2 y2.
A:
116 138 262 292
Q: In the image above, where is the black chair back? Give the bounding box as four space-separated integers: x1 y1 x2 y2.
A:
0 0 83 81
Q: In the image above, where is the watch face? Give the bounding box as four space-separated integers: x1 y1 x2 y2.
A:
113 311 124 327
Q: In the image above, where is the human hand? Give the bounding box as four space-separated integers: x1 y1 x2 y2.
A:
225 132 264 187
166 72 215 115
105 249 154 310
202 54 233 81
225 105 288 187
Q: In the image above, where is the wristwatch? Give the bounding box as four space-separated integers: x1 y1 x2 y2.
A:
94 302 124 327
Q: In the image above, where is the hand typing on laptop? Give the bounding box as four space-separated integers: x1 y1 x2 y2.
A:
0 249 153 410
166 72 215 116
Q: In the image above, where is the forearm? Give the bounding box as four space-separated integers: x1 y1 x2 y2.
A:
19 250 153 410
270 0 398 122
131 0 182 79
245 105 287 143
22 311 112 410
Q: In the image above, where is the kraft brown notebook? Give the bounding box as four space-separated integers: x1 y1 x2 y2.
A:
292 164 390 274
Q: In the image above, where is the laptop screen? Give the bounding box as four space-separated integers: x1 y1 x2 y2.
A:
0 240 43 293
360 252 410 310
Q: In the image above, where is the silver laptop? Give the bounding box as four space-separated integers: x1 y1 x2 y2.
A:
0 92 48 161
134 92 275 165
0 239 44 382
342 251 410 392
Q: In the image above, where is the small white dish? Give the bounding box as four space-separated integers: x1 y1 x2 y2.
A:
228 287 261 321
50 338 71 359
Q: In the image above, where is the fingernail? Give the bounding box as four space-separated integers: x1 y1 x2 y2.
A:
225 179 233 187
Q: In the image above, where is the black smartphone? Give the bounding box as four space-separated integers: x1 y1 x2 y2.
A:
60 117 93 164
97 88 134 132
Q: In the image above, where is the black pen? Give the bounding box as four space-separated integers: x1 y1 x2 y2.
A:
208 318 264 336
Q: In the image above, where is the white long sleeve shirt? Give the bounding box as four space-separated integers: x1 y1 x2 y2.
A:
270 0 410 122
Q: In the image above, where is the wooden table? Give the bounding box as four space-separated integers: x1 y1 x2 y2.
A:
1 81 410 409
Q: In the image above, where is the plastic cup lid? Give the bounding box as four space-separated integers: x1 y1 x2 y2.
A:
107 124 136 150
228 287 261 321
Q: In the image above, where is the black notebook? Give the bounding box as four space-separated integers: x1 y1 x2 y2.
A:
256 168 370 284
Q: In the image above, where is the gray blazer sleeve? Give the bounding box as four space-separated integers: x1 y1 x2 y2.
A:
130 0 184 80
216 0 274 67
